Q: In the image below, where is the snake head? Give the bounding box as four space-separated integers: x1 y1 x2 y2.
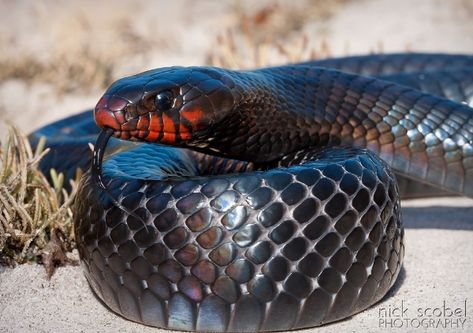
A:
94 67 237 146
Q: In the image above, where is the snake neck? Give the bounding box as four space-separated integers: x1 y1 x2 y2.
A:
192 68 332 164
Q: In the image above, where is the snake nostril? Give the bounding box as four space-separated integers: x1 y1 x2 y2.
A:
95 107 120 129
94 95 129 130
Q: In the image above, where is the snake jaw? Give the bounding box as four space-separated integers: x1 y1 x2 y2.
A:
95 94 205 145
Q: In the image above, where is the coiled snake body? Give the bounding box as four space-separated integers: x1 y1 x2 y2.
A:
30 53 473 332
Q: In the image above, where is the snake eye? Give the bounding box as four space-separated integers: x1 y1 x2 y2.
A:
154 90 174 111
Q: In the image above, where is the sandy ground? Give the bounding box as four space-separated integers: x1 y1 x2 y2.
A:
1 0 473 332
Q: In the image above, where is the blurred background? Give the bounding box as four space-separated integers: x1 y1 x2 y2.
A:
1 0 473 138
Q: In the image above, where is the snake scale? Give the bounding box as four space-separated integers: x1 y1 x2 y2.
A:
30 53 473 332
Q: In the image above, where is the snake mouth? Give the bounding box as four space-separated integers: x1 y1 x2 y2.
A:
107 129 192 145
95 94 208 145
95 105 195 145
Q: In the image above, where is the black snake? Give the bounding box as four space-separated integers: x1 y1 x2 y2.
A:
30 53 473 332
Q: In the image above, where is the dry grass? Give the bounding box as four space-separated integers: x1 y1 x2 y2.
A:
207 29 332 69
230 0 350 42
206 1 346 69
0 126 77 266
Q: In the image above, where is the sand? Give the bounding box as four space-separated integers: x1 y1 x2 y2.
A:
1 0 473 332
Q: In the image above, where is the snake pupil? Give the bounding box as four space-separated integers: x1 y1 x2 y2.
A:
155 90 174 111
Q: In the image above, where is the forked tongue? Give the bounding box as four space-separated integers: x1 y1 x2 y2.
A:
92 128 114 190
92 128 149 230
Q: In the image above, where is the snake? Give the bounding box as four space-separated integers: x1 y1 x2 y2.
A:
29 53 473 332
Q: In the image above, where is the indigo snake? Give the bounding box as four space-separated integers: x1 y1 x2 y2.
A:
30 53 473 332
